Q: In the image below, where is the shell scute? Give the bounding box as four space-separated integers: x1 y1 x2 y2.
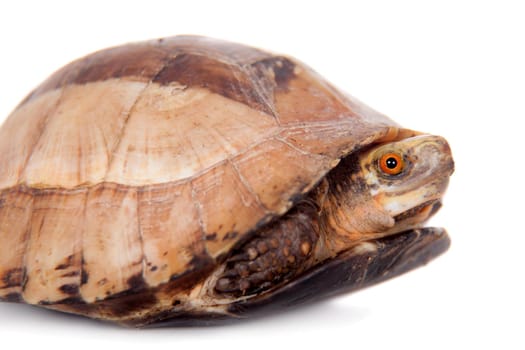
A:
80 183 143 303
233 139 333 212
22 81 146 188
22 189 85 304
137 181 207 287
191 161 267 258
0 189 33 300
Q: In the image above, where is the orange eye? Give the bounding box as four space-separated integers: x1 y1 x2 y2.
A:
379 153 404 175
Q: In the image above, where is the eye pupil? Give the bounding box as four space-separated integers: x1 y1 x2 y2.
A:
385 157 398 169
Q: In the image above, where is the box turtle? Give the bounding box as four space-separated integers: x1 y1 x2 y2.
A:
0 36 454 327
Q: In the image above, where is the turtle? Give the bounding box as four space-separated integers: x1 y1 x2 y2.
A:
0 35 454 327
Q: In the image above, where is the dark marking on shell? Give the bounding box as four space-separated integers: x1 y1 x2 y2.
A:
52 297 85 305
16 36 279 109
53 292 158 319
1 293 23 303
59 284 80 295
153 54 273 115
222 231 239 241
253 56 296 90
103 293 159 318
61 271 80 278
23 44 170 104
54 263 69 271
80 269 89 285
54 255 75 270
205 233 217 241
127 274 147 291
2 268 25 288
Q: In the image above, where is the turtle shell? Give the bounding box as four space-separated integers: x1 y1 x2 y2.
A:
0 36 415 320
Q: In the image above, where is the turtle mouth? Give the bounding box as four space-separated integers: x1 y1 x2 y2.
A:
393 199 442 224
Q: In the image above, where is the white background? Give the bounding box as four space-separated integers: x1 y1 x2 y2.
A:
0 0 523 349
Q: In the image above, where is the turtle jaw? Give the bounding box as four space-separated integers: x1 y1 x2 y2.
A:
387 199 443 235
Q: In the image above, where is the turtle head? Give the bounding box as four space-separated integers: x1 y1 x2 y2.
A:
360 135 454 232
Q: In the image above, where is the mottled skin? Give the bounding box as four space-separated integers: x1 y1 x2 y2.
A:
0 36 454 326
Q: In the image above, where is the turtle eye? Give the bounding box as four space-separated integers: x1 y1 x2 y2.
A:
379 153 404 175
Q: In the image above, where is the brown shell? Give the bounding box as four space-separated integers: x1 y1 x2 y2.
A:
0 36 406 310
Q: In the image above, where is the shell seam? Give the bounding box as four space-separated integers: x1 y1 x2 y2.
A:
228 159 269 214
241 63 281 126
18 89 65 182
190 180 210 260
135 187 146 287
103 56 175 182
78 189 90 302
18 194 36 303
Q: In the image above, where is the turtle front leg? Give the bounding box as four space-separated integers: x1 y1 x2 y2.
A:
214 201 320 297
226 227 450 316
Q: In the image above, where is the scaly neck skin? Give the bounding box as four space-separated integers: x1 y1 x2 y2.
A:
313 156 395 261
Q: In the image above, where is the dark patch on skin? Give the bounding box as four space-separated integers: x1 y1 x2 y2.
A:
222 231 239 241
59 284 80 295
153 54 273 115
150 266 158 272
326 152 367 197
205 233 217 241
2 268 25 288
